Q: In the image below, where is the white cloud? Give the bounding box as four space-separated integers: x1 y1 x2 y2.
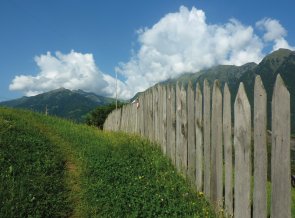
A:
256 18 295 51
117 6 265 96
9 50 117 97
116 6 294 97
10 6 295 100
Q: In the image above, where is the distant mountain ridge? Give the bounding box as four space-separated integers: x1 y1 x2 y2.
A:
0 88 115 122
134 48 295 132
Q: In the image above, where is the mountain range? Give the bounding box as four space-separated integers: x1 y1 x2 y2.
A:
0 88 115 122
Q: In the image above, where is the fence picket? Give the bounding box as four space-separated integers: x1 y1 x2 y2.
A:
180 83 188 175
223 83 233 216
158 86 163 146
176 82 182 172
203 80 211 198
195 83 203 192
210 80 223 207
187 81 196 184
162 86 167 154
166 85 172 159
253 76 267 218
170 85 176 165
153 86 159 141
148 90 154 140
271 74 291 218
234 83 251 218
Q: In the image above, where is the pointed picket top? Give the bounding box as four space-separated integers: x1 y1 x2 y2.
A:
234 82 251 218
224 83 230 97
253 75 267 218
272 74 289 103
188 80 193 88
176 81 182 112
271 74 291 218
235 82 251 116
196 82 201 95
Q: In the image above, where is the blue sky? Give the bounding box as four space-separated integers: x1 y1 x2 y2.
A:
0 0 294 101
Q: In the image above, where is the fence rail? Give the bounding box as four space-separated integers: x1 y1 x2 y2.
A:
104 74 292 218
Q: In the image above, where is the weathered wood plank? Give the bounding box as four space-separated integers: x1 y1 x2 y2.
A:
195 83 203 192
144 92 148 137
158 85 163 146
153 86 159 141
180 83 188 175
155 88 158 140
187 81 196 184
162 86 167 154
253 76 267 218
176 82 182 172
166 85 172 159
223 83 233 216
148 90 153 140
121 106 126 132
210 80 223 207
170 85 176 165
140 94 145 136
271 74 291 218
234 82 251 218
203 79 211 197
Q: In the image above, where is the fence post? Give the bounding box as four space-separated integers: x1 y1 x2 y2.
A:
234 83 251 218
187 81 196 184
253 75 267 218
271 74 291 218
203 79 211 198
210 80 223 207
223 83 233 216
195 83 203 192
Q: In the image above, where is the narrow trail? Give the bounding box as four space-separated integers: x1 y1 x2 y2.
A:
30 117 82 218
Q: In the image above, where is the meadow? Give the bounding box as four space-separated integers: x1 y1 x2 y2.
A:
0 107 215 217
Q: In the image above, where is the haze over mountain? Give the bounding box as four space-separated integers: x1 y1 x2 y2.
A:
0 88 115 122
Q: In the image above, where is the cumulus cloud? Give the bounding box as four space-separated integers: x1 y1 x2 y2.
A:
10 6 294 99
116 6 294 97
9 51 117 97
256 18 295 51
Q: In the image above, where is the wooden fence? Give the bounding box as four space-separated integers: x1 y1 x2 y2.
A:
103 75 291 218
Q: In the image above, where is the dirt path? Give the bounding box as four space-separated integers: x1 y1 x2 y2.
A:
30 119 82 218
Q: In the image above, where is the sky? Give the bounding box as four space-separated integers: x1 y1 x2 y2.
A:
0 0 294 101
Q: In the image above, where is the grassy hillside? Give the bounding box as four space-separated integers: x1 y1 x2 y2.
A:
0 107 215 217
0 108 71 217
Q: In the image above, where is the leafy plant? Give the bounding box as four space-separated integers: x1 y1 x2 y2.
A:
85 103 124 129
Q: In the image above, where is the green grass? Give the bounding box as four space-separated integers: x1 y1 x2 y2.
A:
0 107 215 217
0 108 71 217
